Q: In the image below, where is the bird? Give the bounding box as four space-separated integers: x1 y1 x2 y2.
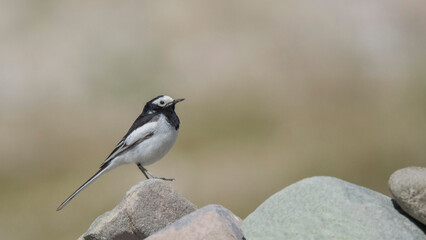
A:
57 95 184 211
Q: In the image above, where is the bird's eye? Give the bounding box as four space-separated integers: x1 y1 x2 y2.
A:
160 100 165 105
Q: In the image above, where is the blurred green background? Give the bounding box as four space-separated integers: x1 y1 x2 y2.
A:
1 0 426 239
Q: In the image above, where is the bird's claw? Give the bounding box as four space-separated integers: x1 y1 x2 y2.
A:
155 177 175 181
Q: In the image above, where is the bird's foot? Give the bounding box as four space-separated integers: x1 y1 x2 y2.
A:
137 164 174 181
153 176 175 181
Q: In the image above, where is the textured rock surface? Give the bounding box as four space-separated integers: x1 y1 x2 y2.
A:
78 179 197 240
389 166 426 225
242 176 426 240
146 204 245 240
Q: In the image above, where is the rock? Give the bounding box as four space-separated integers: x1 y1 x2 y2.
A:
146 204 245 240
389 166 426 225
79 179 197 240
242 176 426 240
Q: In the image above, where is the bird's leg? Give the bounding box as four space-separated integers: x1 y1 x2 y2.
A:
136 163 174 181
137 163 151 179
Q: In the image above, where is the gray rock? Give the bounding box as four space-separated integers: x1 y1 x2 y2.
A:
79 179 197 240
389 166 426 225
146 204 245 240
242 176 426 240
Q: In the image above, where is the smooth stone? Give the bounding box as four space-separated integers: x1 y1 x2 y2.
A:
242 176 425 240
146 204 245 240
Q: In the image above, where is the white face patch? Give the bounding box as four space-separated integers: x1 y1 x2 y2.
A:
152 95 174 107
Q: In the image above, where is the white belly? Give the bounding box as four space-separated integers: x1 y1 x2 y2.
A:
113 115 178 167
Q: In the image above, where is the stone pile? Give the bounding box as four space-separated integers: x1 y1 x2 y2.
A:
79 166 426 240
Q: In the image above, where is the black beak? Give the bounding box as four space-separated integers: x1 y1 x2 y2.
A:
172 98 185 105
166 98 185 107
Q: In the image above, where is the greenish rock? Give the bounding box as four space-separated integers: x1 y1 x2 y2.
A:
242 176 425 240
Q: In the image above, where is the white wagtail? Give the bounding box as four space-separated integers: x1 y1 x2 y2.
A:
57 95 184 211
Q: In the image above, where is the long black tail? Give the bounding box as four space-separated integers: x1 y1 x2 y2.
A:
56 167 109 211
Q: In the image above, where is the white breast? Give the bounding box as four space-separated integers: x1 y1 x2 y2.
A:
119 114 178 166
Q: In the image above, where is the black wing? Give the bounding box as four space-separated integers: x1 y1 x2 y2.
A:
100 113 158 168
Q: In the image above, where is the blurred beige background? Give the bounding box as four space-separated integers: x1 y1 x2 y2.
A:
1 0 425 239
